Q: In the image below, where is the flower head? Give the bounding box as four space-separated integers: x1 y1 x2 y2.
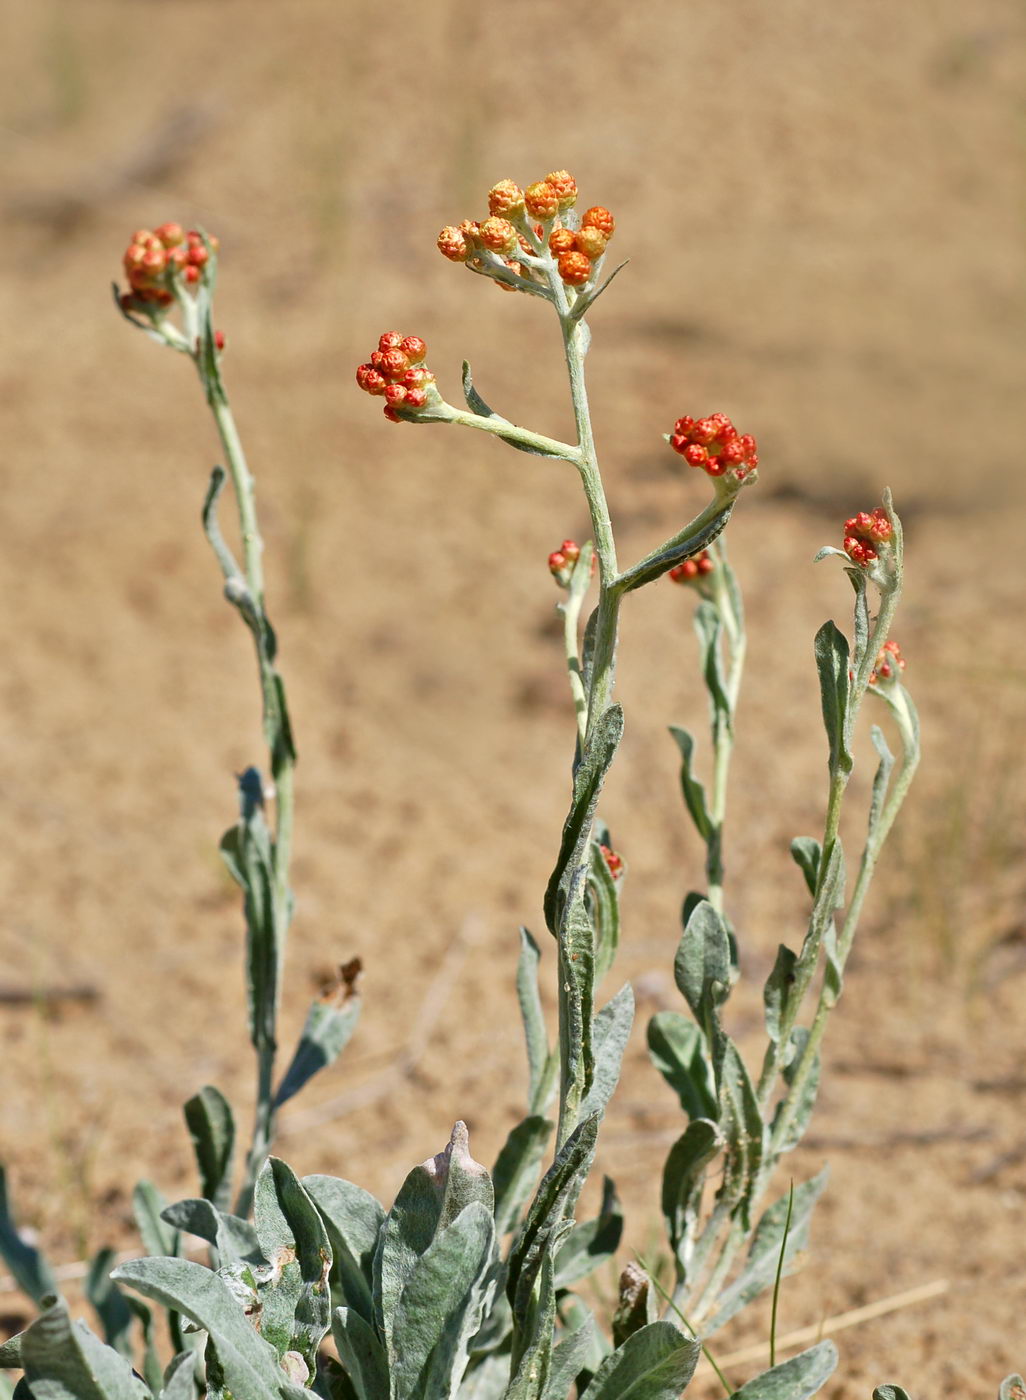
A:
869 639 906 686
669 414 758 486
668 551 714 584
843 508 893 566
356 333 438 421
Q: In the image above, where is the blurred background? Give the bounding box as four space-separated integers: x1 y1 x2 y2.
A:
2 0 1025 1393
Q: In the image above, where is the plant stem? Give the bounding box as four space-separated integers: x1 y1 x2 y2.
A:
705 547 746 914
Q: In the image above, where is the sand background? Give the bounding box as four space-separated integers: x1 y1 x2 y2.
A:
1 0 1025 1393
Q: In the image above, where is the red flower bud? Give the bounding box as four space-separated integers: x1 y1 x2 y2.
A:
379 349 410 380
384 384 408 407
599 843 624 878
404 387 428 410
154 222 185 248
356 363 388 396
401 335 427 363
560 539 580 562
549 550 568 575
378 331 405 352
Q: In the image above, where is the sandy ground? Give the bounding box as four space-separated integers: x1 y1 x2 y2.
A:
1 0 1025 1393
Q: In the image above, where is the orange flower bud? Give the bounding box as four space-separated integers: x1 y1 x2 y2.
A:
581 206 615 237
487 180 525 217
557 251 592 286
437 225 471 262
525 182 559 220
548 228 576 256
574 226 608 260
154 222 185 248
479 217 518 254
545 170 578 209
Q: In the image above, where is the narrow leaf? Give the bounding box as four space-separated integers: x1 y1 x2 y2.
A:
20 1298 149 1400
516 930 552 1115
303 1176 385 1326
814 622 851 774
132 1181 180 1261
646 1012 717 1122
581 984 634 1120
668 727 711 840
788 838 820 898
183 1086 235 1211
275 960 362 1108
661 1119 722 1275
553 1177 622 1289
0 1166 58 1306
492 1117 553 1238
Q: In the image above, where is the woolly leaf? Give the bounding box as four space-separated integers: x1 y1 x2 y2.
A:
183 1085 235 1211
668 727 711 841
814 622 851 775
303 1175 385 1326
275 962 362 1108
0 1166 58 1306
731 1341 838 1400
577 1321 701 1400
492 1117 553 1239
647 1012 717 1122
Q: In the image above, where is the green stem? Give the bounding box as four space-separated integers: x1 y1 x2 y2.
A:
705 550 746 914
198 362 296 1208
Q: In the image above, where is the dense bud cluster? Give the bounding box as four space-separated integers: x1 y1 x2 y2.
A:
599 844 624 879
843 508 893 566
355 333 436 421
120 225 219 312
668 551 714 584
669 414 758 483
438 170 615 293
548 538 582 584
869 639 906 685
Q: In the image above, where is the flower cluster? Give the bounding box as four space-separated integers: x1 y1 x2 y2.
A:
355 333 437 421
669 414 758 484
843 508 893 566
668 551 714 584
120 225 218 312
870 639 906 685
437 171 615 294
600 844 624 879
548 538 581 583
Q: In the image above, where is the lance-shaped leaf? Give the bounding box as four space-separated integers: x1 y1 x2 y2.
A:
19 1297 150 1400
253 1158 333 1370
85 1249 133 1359
694 603 731 723
730 1341 838 1400
763 945 798 1048
303 1176 385 1326
160 1198 260 1265
668 727 712 841
275 960 362 1108
578 1321 701 1400
492 1117 553 1238
661 1119 722 1275
543 1311 600 1400
183 1086 236 1211
789 839 821 898
674 900 731 1065
112 1256 308 1400
714 1040 764 1230
703 1168 829 1335
794 841 845 987
516 930 555 1116
544 705 624 937
457 1352 510 1399
553 1177 622 1289
867 726 895 840
331 1307 389 1400
159 1352 197 1400
132 1181 180 1261
220 767 280 1053
506 1114 599 1321
374 1123 493 1353
773 1028 821 1154
390 1202 497 1399
504 1246 562 1400
0 1166 57 1306
461 362 567 459
814 622 852 775
581 983 634 1121
646 1012 717 1122
587 836 621 985
551 870 597 1147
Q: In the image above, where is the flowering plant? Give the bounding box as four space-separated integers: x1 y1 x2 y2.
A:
0 170 974 1400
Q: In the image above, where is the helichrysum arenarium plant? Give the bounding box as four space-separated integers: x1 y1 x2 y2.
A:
0 169 1005 1400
